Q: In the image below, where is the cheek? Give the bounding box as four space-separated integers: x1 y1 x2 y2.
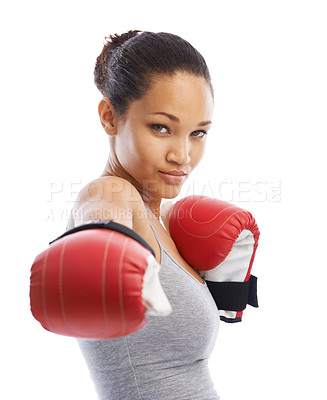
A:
191 142 206 167
135 137 158 163
126 131 160 170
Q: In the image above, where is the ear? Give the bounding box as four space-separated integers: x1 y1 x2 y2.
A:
98 98 119 136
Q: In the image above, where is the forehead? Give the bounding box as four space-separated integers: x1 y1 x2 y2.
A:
130 72 214 120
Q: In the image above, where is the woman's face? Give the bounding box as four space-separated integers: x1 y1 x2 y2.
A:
113 71 214 203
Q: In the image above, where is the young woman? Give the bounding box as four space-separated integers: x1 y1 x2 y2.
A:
68 30 219 399
31 30 259 399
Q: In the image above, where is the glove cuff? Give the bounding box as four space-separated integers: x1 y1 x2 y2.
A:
49 220 156 257
206 274 258 313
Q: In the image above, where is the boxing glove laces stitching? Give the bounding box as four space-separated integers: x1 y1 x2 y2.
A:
101 233 114 336
119 239 129 336
189 201 237 224
59 240 70 334
177 209 247 239
41 248 51 331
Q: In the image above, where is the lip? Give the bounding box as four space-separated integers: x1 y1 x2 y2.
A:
158 170 187 184
160 170 187 176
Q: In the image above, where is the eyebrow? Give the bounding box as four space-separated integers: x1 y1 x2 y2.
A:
151 112 212 127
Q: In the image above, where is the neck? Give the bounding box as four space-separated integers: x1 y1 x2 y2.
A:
144 201 162 220
101 157 162 219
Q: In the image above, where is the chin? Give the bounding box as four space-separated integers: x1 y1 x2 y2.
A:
161 184 182 199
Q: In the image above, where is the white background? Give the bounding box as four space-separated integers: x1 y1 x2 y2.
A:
1 1 326 399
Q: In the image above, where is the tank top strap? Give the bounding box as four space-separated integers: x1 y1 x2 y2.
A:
149 224 164 255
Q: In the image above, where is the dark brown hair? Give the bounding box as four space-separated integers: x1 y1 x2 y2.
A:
94 30 214 116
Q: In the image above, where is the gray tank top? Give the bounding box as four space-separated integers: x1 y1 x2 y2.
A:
78 226 220 400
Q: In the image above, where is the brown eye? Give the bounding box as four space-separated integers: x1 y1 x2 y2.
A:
191 130 208 138
151 124 169 133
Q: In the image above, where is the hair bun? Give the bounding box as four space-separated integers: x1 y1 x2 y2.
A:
105 30 142 52
95 30 142 90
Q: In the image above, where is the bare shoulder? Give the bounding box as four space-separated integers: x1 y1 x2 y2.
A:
67 176 148 232
76 176 142 207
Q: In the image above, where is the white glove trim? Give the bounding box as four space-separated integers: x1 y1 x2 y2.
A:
142 255 172 316
205 229 255 282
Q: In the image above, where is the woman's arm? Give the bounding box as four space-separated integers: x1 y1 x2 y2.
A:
30 176 171 339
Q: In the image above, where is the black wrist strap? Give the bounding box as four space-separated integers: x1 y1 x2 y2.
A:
49 219 156 257
206 275 259 312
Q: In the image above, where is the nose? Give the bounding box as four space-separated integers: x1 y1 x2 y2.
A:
166 137 191 165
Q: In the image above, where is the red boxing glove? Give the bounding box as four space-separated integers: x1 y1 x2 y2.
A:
30 221 172 339
168 196 260 323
